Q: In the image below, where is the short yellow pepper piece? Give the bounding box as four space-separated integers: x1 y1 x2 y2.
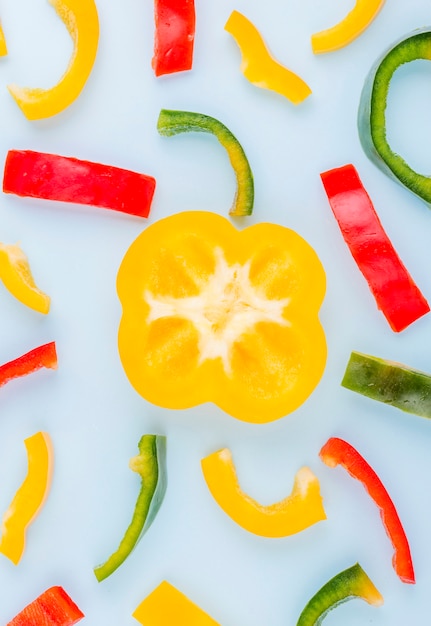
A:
225 10 311 105
8 0 99 120
0 243 50 314
201 448 326 537
133 581 220 626
0 22 7 56
0 431 53 565
311 0 385 54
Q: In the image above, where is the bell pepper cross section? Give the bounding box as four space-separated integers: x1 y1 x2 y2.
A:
0 242 50 314
320 436 415 584
7 586 84 625
0 341 57 389
152 0 195 76
3 150 156 219
320 163 429 332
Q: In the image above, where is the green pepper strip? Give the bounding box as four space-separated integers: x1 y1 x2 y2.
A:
157 109 254 217
94 434 167 582
296 563 383 625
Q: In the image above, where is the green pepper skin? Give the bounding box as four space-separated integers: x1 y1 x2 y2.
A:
157 109 254 216
342 351 431 418
296 563 383 626
358 28 431 204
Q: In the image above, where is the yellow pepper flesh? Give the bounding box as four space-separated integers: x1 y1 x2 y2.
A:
0 22 7 56
0 243 50 314
7 0 99 120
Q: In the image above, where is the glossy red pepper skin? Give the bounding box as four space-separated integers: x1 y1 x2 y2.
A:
3 150 156 219
152 0 195 76
320 437 415 584
7 586 84 625
320 163 429 332
0 342 57 388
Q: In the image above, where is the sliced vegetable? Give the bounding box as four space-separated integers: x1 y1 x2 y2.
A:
0 242 50 314
311 0 385 54
117 211 327 423
225 10 311 105
201 448 326 537
94 434 167 581
342 350 431 419
7 0 99 120
0 342 57 389
132 580 220 626
3 150 156 219
157 109 254 216
358 27 431 204
0 22 7 56
296 563 383 625
320 436 415 583
320 163 429 332
7 586 84 625
0 431 53 565
152 0 195 76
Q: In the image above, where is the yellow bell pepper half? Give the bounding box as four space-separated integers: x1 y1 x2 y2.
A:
311 0 385 54
0 431 53 565
0 242 50 314
201 448 326 537
7 0 99 120
225 10 311 105
117 211 327 423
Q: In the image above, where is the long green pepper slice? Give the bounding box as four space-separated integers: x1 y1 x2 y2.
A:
94 434 167 582
157 109 254 216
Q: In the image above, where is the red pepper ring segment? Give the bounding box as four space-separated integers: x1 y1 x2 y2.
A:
0 342 57 389
320 163 429 332
152 0 196 76
3 150 156 219
320 437 415 584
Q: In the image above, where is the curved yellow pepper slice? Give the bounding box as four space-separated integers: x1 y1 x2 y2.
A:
311 0 385 54
201 448 326 537
0 431 53 565
0 243 50 314
0 22 7 56
225 10 311 105
7 0 99 120
117 211 327 423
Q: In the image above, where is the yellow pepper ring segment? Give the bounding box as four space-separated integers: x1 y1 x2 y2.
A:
311 0 385 54
225 10 311 105
0 431 53 565
117 211 327 423
7 0 99 120
0 243 50 314
201 448 326 537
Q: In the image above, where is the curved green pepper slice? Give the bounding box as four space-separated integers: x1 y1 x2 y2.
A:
94 434 167 582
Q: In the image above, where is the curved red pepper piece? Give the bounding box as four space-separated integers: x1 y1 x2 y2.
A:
320 436 415 584
152 0 196 76
0 342 57 389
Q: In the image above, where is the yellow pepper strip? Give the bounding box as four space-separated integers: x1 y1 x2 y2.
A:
311 0 385 54
0 22 7 56
0 243 50 314
0 431 53 565
7 0 99 120
225 10 311 105
201 448 326 537
132 581 220 626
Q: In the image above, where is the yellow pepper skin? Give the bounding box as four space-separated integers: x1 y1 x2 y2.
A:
117 211 327 423
0 243 50 314
0 431 53 565
201 448 326 537
132 581 220 626
311 0 385 54
0 22 7 56
225 10 311 105
7 0 99 120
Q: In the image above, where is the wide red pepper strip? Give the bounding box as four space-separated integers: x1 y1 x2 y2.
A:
3 150 156 219
7 585 84 625
320 163 429 332
0 341 57 388
320 436 415 584
152 0 196 76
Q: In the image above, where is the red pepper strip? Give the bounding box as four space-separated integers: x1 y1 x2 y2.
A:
320 437 415 584
7 586 84 625
0 342 57 388
320 163 429 332
3 150 156 219
152 0 196 77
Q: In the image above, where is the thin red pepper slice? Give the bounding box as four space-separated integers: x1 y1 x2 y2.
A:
3 150 156 219
152 0 196 76
320 436 415 584
320 163 429 332
7 585 84 625
0 342 57 388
